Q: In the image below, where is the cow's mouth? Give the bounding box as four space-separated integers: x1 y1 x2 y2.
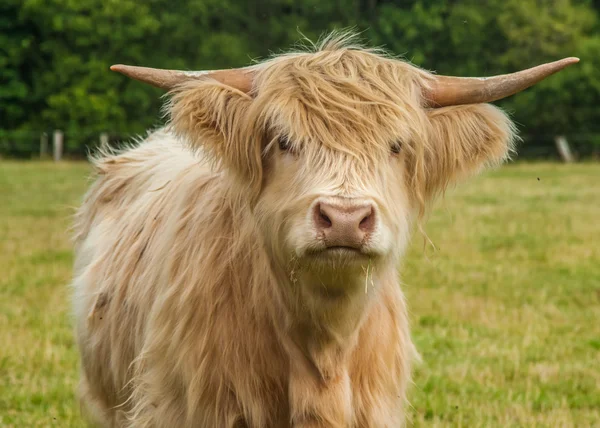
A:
324 246 364 254
305 245 372 259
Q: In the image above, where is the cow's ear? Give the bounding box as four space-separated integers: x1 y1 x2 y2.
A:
167 80 262 191
422 104 516 199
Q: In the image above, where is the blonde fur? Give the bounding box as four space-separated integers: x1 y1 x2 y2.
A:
72 32 515 427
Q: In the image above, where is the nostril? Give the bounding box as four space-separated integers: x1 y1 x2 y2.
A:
359 215 370 227
358 208 375 232
314 204 333 229
320 212 332 227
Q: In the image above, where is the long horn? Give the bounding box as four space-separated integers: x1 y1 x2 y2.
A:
424 57 579 107
109 65 254 93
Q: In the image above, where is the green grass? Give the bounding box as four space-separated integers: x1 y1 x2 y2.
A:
1 161 599 427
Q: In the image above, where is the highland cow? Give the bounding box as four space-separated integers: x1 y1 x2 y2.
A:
71 33 577 427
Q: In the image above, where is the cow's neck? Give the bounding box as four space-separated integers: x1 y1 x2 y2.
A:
277 263 387 382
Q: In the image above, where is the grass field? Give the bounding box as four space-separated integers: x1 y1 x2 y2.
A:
1 161 599 427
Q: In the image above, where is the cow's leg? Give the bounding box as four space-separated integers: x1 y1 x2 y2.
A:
351 387 405 428
124 400 248 428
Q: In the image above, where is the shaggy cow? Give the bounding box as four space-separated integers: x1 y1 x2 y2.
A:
71 33 576 427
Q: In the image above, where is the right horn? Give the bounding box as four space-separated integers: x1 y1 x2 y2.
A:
423 57 580 108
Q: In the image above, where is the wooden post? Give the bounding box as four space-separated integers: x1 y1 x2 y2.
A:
554 136 574 163
53 130 63 162
40 132 49 158
99 132 109 150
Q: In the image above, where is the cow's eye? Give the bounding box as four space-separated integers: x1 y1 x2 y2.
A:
391 141 402 155
278 136 292 152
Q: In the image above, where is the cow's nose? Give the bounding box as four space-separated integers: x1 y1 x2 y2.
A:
314 200 376 248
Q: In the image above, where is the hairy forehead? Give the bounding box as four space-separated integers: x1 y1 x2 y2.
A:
251 48 430 154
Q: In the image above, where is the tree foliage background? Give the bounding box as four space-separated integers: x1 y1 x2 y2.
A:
1 0 599 157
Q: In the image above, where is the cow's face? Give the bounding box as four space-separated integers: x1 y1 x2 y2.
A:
255 131 412 290
252 83 420 289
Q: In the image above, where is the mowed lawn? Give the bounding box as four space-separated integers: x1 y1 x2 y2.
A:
0 161 599 427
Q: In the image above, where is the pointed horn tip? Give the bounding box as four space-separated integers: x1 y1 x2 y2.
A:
563 57 580 64
551 57 580 72
554 57 580 68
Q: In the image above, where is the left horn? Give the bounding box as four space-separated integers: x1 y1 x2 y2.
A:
109 64 254 93
424 57 579 107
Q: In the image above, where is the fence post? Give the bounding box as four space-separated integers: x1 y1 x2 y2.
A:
100 132 109 150
40 132 49 158
53 130 63 162
554 135 574 163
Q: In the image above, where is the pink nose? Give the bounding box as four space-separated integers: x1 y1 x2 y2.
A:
314 200 376 249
